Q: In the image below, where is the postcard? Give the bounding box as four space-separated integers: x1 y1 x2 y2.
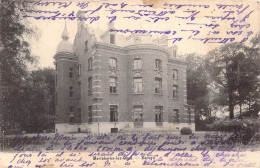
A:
0 0 259 167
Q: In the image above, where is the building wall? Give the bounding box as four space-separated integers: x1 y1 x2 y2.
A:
55 25 195 133
55 52 79 124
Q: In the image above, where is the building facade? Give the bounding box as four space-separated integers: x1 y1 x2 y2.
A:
54 12 195 133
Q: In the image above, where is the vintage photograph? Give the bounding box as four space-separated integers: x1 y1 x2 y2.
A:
0 0 259 167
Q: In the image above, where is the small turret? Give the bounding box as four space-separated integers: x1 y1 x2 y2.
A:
56 22 74 53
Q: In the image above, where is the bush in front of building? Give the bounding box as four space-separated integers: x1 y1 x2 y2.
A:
180 127 192 135
208 117 260 145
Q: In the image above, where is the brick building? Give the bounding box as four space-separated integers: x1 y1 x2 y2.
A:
54 13 195 133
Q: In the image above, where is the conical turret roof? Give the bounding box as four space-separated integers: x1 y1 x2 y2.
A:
56 22 74 53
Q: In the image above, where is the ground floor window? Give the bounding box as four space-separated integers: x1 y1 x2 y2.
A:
133 105 143 127
155 106 163 126
110 105 118 122
188 108 191 123
88 106 92 123
78 108 81 123
69 113 75 123
173 109 180 123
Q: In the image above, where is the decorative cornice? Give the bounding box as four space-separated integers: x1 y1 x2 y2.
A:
91 42 187 66
92 42 170 57
54 52 77 60
125 44 169 56
92 42 126 54
168 58 187 66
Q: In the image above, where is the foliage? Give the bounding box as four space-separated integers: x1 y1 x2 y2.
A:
208 118 260 144
180 127 192 135
0 0 37 132
25 68 56 132
186 53 213 130
0 1 56 134
205 42 260 119
186 53 209 104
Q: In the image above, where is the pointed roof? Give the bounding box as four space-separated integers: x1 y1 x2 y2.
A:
61 22 69 40
56 22 74 53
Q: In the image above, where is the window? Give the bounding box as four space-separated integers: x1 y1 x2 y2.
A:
55 63 57 70
188 108 191 123
155 59 162 70
78 65 81 76
69 86 73 97
173 109 179 123
133 105 143 127
78 108 81 123
110 34 115 44
155 106 163 126
88 77 92 95
173 69 178 79
109 77 117 93
133 77 142 93
110 105 118 122
155 77 162 94
134 37 141 44
133 58 142 70
70 106 74 113
69 67 73 78
78 82 81 99
109 57 117 69
172 49 177 58
85 40 88 51
70 113 75 123
88 106 92 123
88 58 92 70
173 85 178 99
56 92 57 105
55 74 57 86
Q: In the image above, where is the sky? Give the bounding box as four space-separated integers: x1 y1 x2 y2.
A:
24 0 260 69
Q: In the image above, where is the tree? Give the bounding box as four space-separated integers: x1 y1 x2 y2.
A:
186 53 211 130
205 42 260 119
0 0 37 133
26 68 55 132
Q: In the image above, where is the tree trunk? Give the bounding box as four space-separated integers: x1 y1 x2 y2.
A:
229 105 234 119
229 92 234 119
248 100 251 112
239 103 242 116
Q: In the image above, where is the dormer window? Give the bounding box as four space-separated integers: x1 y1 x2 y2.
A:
172 49 177 58
110 34 115 44
134 37 141 44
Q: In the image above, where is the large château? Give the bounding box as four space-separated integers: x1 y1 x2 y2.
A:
54 11 195 133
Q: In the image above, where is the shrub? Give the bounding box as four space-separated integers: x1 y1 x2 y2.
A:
180 127 192 135
208 118 260 145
